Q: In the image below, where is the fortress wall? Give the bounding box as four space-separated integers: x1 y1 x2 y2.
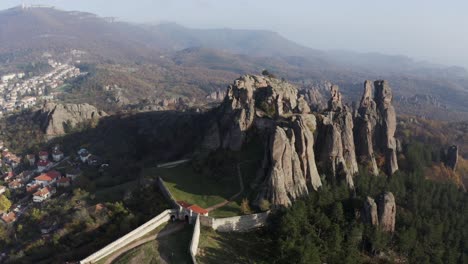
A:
189 215 201 264
80 209 175 264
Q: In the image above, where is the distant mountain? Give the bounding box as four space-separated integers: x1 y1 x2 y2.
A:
0 6 467 120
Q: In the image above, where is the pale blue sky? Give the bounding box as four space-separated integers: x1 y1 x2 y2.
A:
1 0 467 67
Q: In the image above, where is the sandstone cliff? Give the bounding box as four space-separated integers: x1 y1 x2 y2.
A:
316 85 358 188
203 74 400 207
203 75 322 207
354 80 399 176
40 102 107 136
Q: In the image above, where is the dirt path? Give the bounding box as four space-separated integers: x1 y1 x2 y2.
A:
206 163 245 212
105 223 185 264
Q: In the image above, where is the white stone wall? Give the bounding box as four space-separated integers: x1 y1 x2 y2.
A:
200 212 270 232
80 209 176 264
189 215 201 264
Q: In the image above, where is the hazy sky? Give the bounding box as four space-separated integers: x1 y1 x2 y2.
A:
1 0 467 68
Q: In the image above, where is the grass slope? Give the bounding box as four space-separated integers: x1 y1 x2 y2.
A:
197 226 273 264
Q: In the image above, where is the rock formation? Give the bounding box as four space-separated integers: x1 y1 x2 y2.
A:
203 74 400 207
316 85 358 188
374 81 399 175
445 145 459 171
354 80 399 176
362 192 396 233
377 192 396 233
39 102 107 136
203 75 322 207
363 196 379 226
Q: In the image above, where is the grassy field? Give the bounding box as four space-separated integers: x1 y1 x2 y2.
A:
145 165 238 209
197 226 274 264
113 223 193 264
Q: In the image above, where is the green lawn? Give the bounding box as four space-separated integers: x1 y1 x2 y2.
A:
197 226 274 264
113 223 193 264
145 165 239 209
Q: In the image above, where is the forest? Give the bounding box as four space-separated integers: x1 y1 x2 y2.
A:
268 141 468 263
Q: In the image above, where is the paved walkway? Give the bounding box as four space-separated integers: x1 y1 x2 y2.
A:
206 163 245 212
157 159 191 169
105 222 185 264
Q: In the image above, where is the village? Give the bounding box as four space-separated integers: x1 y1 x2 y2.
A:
0 141 104 229
0 59 83 113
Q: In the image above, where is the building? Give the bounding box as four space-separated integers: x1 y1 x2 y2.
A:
34 170 61 186
33 186 55 203
57 177 71 188
3 171 14 182
37 160 51 172
1 212 17 224
177 200 209 220
8 180 23 190
52 149 64 162
15 170 34 182
79 151 91 163
0 186 5 195
38 151 49 161
26 154 36 166
26 183 40 194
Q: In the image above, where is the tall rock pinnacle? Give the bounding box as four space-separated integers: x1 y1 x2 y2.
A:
354 80 399 176
316 85 358 188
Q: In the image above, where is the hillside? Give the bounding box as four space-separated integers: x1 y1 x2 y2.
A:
0 6 467 120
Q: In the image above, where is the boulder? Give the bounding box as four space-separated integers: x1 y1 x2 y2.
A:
40 102 107 136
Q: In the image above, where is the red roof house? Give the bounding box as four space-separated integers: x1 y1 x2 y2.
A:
177 200 209 216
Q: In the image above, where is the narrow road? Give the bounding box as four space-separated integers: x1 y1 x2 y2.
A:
104 222 185 264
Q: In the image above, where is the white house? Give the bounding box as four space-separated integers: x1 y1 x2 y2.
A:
52 149 64 162
0 186 6 195
33 187 55 203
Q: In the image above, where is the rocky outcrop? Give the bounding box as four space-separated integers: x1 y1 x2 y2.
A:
203 75 300 151
363 196 379 226
40 103 107 136
354 81 379 175
203 75 401 207
316 85 358 188
377 192 396 233
203 75 323 207
255 126 309 207
291 115 322 190
374 81 399 175
362 192 396 233
445 145 459 171
354 80 399 176
206 90 225 101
